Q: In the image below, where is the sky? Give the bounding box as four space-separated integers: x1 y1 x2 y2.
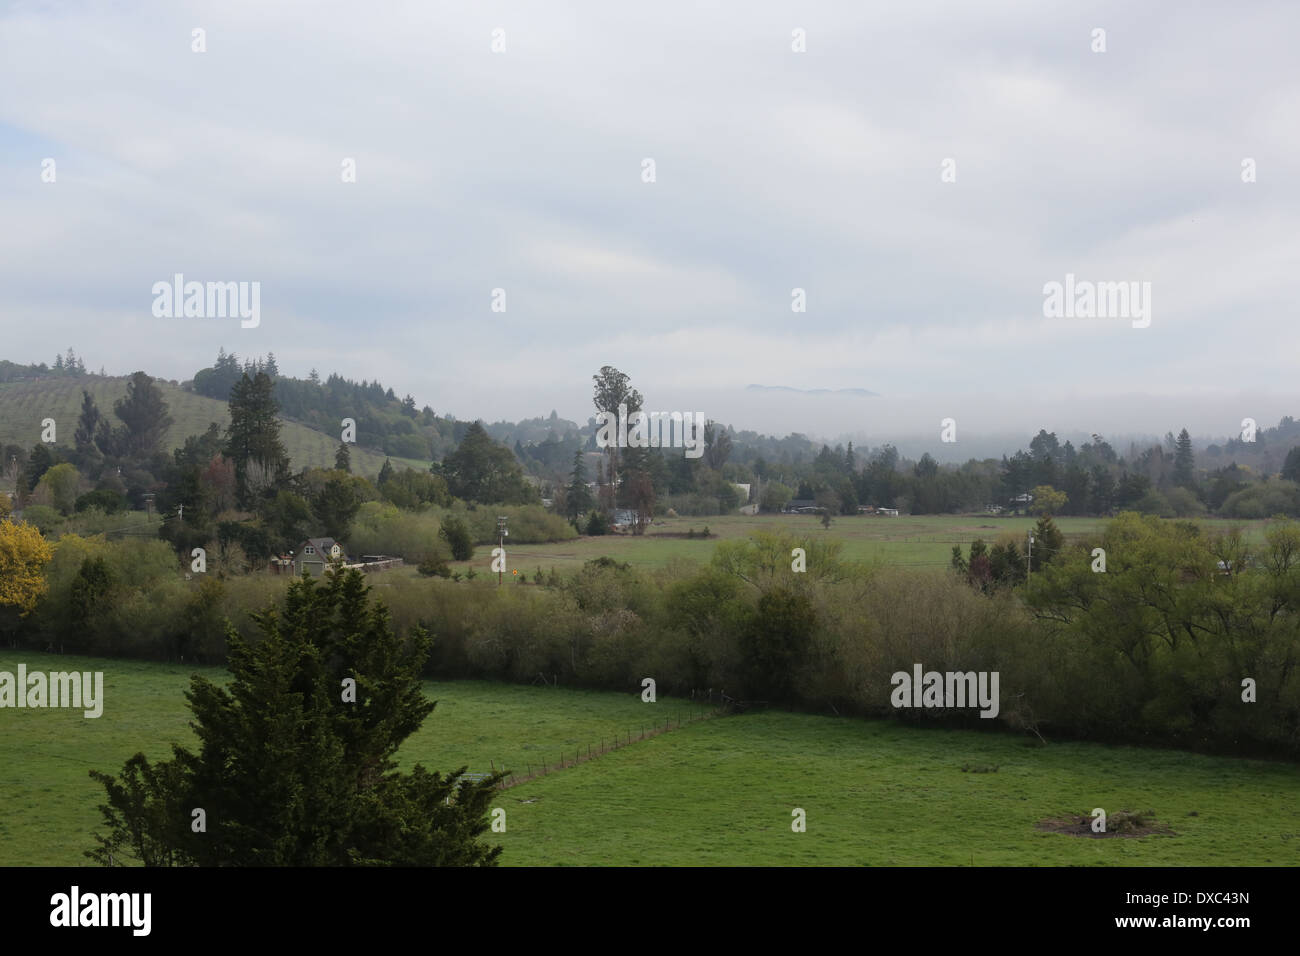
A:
1 1 1297 456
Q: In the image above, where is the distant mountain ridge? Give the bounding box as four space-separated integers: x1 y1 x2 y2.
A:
746 384 880 397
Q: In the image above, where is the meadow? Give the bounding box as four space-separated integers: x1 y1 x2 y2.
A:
462 512 1268 577
3 650 1296 867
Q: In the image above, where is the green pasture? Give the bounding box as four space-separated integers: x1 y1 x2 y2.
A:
2 651 1295 867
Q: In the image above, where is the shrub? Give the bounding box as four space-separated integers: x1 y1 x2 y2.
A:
439 515 474 561
462 505 576 545
417 554 452 578
20 504 61 534
76 488 127 514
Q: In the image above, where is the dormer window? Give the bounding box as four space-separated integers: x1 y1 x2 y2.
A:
304 546 315 555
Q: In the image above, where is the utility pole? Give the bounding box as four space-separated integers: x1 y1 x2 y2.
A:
1026 529 1034 587
497 516 508 587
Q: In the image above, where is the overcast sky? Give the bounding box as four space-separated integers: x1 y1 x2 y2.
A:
2 1 1296 453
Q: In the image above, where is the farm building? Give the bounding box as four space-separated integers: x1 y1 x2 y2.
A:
293 538 347 577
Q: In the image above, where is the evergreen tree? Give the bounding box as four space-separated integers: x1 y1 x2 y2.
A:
1283 447 1300 484
440 422 535 505
335 442 352 473
1030 515 1064 572
1173 428 1196 488
378 458 394 487
263 352 279 378
224 372 289 507
25 444 54 494
87 567 503 866
312 476 361 541
566 450 593 522
113 371 173 461
74 390 102 454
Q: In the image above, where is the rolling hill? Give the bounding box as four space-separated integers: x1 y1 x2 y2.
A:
0 375 427 479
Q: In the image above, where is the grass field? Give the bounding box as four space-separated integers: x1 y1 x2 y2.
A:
459 513 1271 577
3 650 1296 867
0 376 426 479
0 651 669 867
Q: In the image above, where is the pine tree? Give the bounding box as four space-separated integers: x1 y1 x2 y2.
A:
566 450 593 522
74 390 102 454
87 567 503 866
1173 428 1195 488
378 458 394 487
1283 447 1300 484
24 444 54 494
112 372 173 461
1031 514 1063 572
224 372 289 506
335 442 352 473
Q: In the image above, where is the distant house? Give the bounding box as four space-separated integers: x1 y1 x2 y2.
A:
732 483 751 503
294 538 346 577
782 499 820 514
878 508 900 517
611 508 639 529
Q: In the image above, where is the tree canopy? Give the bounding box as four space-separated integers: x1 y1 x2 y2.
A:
438 422 535 505
87 567 503 866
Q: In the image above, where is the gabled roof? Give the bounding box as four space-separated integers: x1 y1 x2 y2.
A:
300 537 343 557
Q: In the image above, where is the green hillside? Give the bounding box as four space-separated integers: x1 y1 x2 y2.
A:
0 376 426 479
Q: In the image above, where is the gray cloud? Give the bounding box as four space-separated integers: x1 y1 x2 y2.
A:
1 1 1295 445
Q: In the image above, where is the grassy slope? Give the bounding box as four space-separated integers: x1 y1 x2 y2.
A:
0 376 426 479
2 650 1295 867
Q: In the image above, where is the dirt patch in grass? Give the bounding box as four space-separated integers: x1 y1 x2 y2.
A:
1036 810 1178 839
